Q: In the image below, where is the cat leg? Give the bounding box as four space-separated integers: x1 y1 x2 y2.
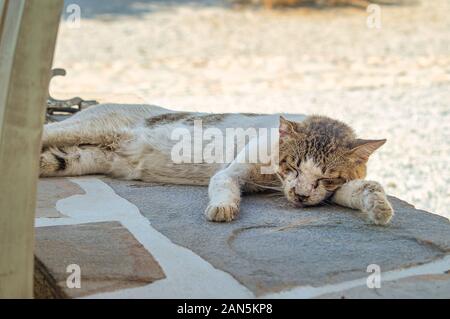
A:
205 137 264 222
43 104 141 149
331 179 394 225
43 120 127 150
40 145 115 177
205 168 243 222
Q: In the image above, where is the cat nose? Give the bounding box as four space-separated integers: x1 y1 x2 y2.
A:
296 194 309 202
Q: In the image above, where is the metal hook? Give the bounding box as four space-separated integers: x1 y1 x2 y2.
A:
46 68 98 120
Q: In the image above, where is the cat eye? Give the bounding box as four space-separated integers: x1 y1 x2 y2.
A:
319 177 345 186
313 180 319 189
278 159 299 177
288 165 299 177
283 160 298 173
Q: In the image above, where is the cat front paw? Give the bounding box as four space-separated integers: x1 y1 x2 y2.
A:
205 202 239 222
362 189 394 225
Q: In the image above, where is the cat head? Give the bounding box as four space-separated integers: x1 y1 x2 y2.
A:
277 115 386 207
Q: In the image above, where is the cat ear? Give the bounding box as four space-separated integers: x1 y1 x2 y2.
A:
348 139 386 162
279 116 299 141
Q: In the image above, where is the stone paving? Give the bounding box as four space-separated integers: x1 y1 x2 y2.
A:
34 177 450 298
35 221 165 298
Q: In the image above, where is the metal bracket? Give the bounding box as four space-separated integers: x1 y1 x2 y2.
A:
46 68 98 121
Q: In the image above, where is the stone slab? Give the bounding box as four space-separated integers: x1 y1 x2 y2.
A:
34 221 165 298
36 178 84 218
104 178 450 296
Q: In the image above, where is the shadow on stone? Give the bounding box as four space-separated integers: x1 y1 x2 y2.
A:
104 178 450 296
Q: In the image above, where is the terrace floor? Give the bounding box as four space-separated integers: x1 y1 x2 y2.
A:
34 176 450 298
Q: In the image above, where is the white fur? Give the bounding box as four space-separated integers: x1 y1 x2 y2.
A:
332 179 394 225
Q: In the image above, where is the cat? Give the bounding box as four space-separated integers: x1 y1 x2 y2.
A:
40 103 394 225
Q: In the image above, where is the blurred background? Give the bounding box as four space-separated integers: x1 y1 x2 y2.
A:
52 0 449 218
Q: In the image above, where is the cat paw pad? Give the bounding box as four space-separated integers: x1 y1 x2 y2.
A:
363 191 394 225
205 203 239 222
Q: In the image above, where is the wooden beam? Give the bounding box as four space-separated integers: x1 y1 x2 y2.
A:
0 0 63 298
0 0 8 39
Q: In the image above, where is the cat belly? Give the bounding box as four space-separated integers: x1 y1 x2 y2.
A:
110 131 224 185
138 156 224 186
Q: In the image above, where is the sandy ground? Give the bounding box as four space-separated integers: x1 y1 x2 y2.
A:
52 0 449 218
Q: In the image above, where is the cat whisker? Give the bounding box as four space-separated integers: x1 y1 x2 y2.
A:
321 199 336 208
247 182 283 192
264 192 285 198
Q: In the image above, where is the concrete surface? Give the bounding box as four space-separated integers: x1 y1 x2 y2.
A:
317 273 450 299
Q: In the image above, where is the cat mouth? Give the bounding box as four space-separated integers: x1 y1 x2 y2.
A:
291 196 329 208
290 199 305 208
293 202 304 208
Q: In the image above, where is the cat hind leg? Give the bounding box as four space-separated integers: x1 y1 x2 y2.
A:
40 145 114 177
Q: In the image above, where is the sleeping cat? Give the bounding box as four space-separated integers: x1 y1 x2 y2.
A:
40 103 394 225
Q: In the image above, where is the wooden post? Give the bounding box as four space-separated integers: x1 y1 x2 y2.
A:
0 1 7 37
0 0 63 298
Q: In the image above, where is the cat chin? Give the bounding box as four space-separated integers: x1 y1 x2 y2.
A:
292 201 304 208
289 199 321 208
289 197 328 208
